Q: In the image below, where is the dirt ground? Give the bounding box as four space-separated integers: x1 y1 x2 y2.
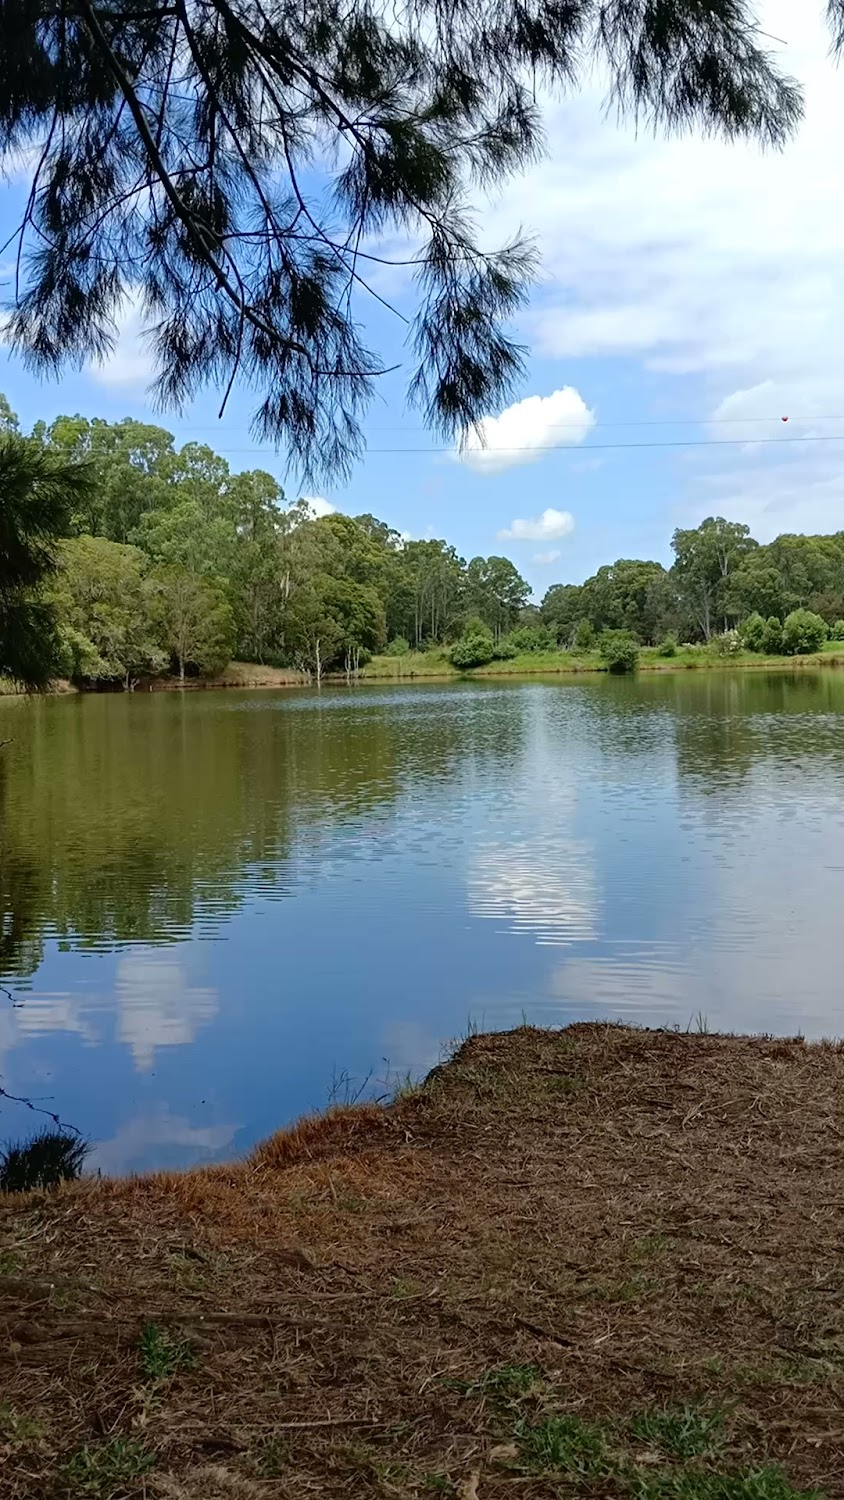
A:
1 1024 842 1499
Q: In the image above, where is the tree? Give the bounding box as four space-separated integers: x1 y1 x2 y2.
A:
740 612 767 653
762 616 783 655
0 436 93 687
541 584 584 645
671 518 757 640
781 609 827 657
51 535 167 686
152 569 234 680
465 556 529 639
1 2 802 480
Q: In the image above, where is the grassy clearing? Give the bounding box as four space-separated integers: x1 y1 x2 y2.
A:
361 643 844 680
0 1025 842 1499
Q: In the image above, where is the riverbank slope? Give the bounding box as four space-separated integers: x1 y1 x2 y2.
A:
1 1024 841 1499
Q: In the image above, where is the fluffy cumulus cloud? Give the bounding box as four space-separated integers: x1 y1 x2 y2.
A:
456 386 595 474
498 508 575 543
301 495 337 518
480 1 844 534
85 289 155 389
532 549 561 565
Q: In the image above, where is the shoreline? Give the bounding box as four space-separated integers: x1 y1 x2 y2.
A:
4 649 844 699
2 1023 841 1499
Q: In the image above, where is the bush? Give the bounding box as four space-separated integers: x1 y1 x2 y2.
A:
0 1130 89 1192
384 636 410 657
708 629 741 657
573 619 595 651
656 633 677 657
782 608 828 656
762 616 784 654
833 620 844 641
449 626 495 669
740 612 767 652
492 637 518 660
598 630 639 674
506 625 555 653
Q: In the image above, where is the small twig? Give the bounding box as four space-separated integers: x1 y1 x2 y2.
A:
0 738 13 748
271 1417 383 1431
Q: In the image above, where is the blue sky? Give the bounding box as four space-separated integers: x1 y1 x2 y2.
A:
2 1 842 600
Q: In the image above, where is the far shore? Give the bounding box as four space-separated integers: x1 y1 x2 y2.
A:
3 645 844 698
1 1023 841 1499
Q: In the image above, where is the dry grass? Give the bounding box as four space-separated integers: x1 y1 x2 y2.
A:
1 1024 843 1499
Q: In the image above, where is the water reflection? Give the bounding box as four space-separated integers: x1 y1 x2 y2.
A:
0 673 843 1169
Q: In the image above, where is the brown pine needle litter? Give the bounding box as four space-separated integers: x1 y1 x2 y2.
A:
1 1023 843 1499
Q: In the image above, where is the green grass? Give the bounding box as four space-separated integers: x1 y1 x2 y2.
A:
0 1402 44 1445
361 643 844 682
137 1321 196 1381
515 1413 610 1477
59 1437 156 1497
630 1465 823 1499
0 1249 24 1274
630 1406 727 1460
467 1363 542 1399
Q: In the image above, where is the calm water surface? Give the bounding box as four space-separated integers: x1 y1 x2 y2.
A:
1 672 842 1172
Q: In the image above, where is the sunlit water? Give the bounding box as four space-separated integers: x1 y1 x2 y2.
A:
1 672 843 1172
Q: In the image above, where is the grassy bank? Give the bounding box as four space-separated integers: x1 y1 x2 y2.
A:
1 1024 842 1499
362 641 844 681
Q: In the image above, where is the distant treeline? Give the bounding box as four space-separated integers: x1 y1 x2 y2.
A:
4 393 844 686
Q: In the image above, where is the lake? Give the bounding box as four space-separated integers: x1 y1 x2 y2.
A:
1 671 843 1173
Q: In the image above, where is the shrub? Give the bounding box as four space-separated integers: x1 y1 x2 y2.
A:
573 619 595 651
709 629 742 656
384 636 410 657
740 612 767 652
762 616 784 654
0 1130 89 1192
598 630 639 674
832 620 844 641
507 625 555 653
492 637 517 659
782 608 827 656
449 626 495 669
656 633 677 657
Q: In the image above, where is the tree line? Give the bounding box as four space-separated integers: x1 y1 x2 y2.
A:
4 396 844 690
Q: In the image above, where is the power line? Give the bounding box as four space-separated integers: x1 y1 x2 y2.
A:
162 414 844 435
154 433 844 455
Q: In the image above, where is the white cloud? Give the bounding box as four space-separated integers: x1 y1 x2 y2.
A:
532 549 561 566
478 1 844 533
457 386 595 474
301 495 337 518
85 290 155 389
498 507 575 543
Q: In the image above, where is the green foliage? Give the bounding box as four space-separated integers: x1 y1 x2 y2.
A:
151 569 234 680
781 609 827 656
672 518 757 641
491 637 518 659
574 618 596 650
762 616 784 655
138 1322 195 1381
51 536 168 686
657 634 678 657
629 1466 821 1500
516 1414 609 1476
0 435 94 687
740 613 767 652
0 1130 89 1193
59 1437 156 1497
709 630 741 657
599 630 640 674
450 625 495 669
629 1406 726 1459
832 620 844 640
385 636 410 657
506 625 556 653
0 0 804 483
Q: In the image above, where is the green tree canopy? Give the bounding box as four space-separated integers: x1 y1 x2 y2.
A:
1 0 805 479
0 436 93 687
